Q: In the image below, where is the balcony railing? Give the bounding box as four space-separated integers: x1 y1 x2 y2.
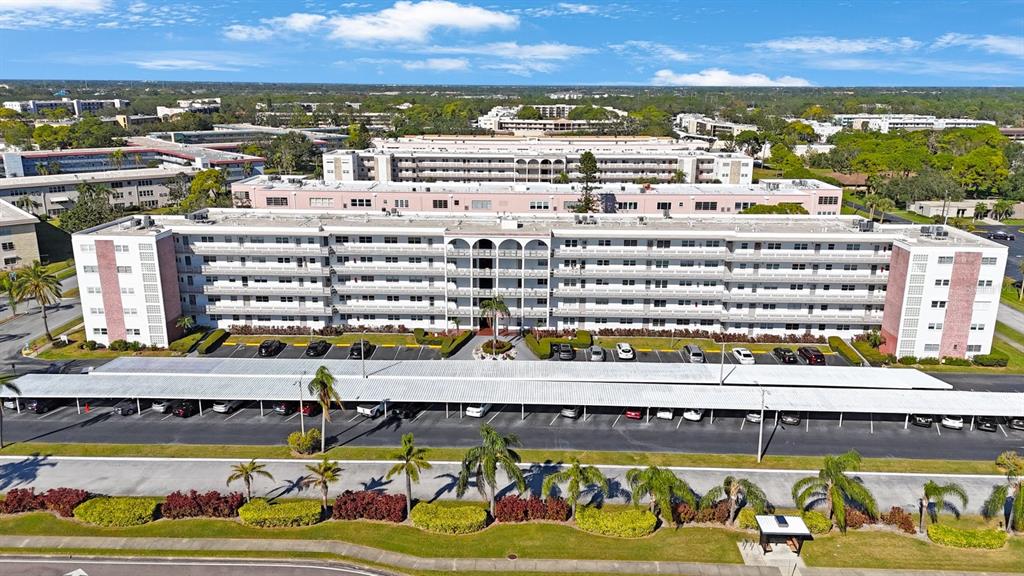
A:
554 247 728 258
189 242 325 256
446 267 549 278
200 265 327 277
205 304 329 317
203 284 330 296
333 264 446 276
553 267 723 279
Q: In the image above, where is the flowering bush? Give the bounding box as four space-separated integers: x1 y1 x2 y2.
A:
673 503 697 525
162 490 244 519
845 508 872 530
695 500 731 524
410 502 487 534
331 490 406 522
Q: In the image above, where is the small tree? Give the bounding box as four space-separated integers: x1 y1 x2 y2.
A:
670 169 687 183
0 272 19 319
974 202 989 220
919 480 968 532
983 450 1024 533
626 465 696 526
456 424 526 516
479 296 509 354
792 450 878 532
386 432 432 519
175 316 196 334
304 456 342 513
14 261 62 341
307 365 342 453
700 475 769 526
540 457 608 519
574 150 600 213
227 459 274 502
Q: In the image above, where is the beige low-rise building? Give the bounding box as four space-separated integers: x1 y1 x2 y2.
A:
0 198 40 270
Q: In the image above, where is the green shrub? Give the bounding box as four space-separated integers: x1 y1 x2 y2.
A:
109 339 129 352
238 498 322 528
737 507 758 530
197 329 228 354
410 502 487 534
972 352 1008 367
852 339 890 366
927 524 1007 549
481 339 513 355
73 497 159 527
802 511 832 534
440 330 473 358
413 328 426 342
942 356 972 367
897 355 918 365
827 337 862 366
571 330 593 349
917 357 940 365
525 333 552 359
287 429 321 455
169 331 206 353
575 506 658 538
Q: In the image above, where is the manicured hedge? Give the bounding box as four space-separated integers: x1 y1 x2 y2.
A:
169 330 207 353
440 330 473 358
73 497 160 527
409 502 487 534
943 356 972 367
0 488 44 514
737 507 758 529
827 336 862 366
801 511 832 534
238 498 322 528
897 355 918 365
162 490 244 519
852 339 892 366
331 490 406 522
927 524 1008 549
494 495 570 522
0 488 91 518
197 329 229 354
524 330 592 360
972 352 1009 367
525 333 552 359
575 506 658 538
287 429 321 455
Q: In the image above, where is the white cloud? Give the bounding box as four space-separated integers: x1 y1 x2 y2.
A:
0 0 106 10
557 2 596 13
610 40 690 62
429 41 591 60
125 51 259 72
267 12 326 32
933 33 1024 58
224 24 274 41
751 36 922 54
325 0 517 43
481 61 557 76
652 68 811 87
126 1 146 13
402 57 469 71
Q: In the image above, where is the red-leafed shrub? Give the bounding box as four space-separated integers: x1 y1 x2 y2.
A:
331 490 405 523
880 506 916 534
525 496 546 520
41 488 91 517
673 503 697 524
543 497 570 521
162 490 244 519
695 500 731 524
0 488 44 514
495 495 528 522
845 508 872 530
494 496 570 523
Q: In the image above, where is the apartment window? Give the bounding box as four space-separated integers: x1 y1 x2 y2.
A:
928 323 943 330
935 279 950 286
408 237 422 244
89 307 104 315
564 239 578 247
596 259 609 266
384 236 398 244
843 264 858 271
970 323 986 331
471 200 492 210
734 202 755 211
266 197 288 207
351 198 372 207
624 240 638 247
694 201 718 211
597 239 611 246
309 197 333 208
656 202 671 211
765 242 782 250
255 296 269 303
967 345 982 353
432 200 448 209
793 243 809 250
121 287 135 294
978 279 993 287
86 287 101 294
818 196 839 205
623 260 636 266
615 202 638 211
92 328 108 335
358 236 372 243
83 265 98 273
655 240 671 249
394 199 409 208
937 256 954 264
0 242 14 251
116 266 132 273
924 344 940 352
931 300 947 308
653 300 666 308
982 257 998 265
529 201 550 210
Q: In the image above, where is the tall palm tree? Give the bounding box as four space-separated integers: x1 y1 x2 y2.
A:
14 195 39 215
175 315 196 334
479 296 509 354
456 423 526 516
307 365 342 453
386 432 432 519
110 149 125 170
540 457 609 519
874 197 895 223
700 475 769 526
792 450 878 533
14 261 62 341
626 465 696 526
983 450 1024 533
1 272 20 319
226 459 274 502
0 377 20 449
303 456 342 513
1018 262 1024 300
919 480 968 532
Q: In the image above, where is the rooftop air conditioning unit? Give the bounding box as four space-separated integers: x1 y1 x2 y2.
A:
920 225 934 236
857 220 874 232
933 226 949 238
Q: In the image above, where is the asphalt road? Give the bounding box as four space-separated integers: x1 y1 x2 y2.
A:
974 223 1024 281
0 557 388 576
0 274 81 375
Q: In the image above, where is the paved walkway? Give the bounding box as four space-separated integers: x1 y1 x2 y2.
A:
998 303 1024 335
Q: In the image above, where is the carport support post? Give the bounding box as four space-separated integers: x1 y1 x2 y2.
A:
75 398 80 415
646 407 651 423
198 399 203 416
904 414 909 429
521 404 524 421
839 412 843 428
260 401 264 417
971 416 975 431
445 403 449 418
136 398 141 415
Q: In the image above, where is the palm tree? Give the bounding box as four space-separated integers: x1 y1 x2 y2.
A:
110 149 125 170
874 197 895 223
456 424 526 516
919 480 968 532
670 169 687 184
303 456 342 513
13 261 62 341
983 450 1024 533
792 450 878 532
540 457 609 519
14 195 39 215
862 194 880 220
386 432 432 519
1 272 19 319
175 315 196 334
626 465 696 526
307 365 342 453
35 162 49 176
478 296 509 354
992 199 1014 221
1018 262 1024 300
0 377 20 449
974 202 989 221
700 475 769 526
226 459 274 502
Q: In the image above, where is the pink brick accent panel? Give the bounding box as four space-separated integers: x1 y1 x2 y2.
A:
156 236 183 342
95 240 126 341
940 252 981 358
878 246 909 355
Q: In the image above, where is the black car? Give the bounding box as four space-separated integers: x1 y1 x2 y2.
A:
798 346 826 365
390 404 420 420
24 398 58 414
113 398 143 416
976 416 998 432
172 400 198 418
910 414 934 427
258 340 285 357
556 343 575 360
772 347 798 364
348 341 374 360
304 340 330 357
988 231 1015 241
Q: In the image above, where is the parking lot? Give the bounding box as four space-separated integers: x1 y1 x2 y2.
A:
202 341 444 362
549 346 851 366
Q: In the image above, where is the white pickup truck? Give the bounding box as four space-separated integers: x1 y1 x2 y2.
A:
356 401 385 418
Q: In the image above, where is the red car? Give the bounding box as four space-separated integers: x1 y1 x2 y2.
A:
798 347 826 365
272 401 320 416
624 408 643 420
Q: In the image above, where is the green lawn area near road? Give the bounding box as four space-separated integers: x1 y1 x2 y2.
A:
223 333 418 347
593 336 832 354
36 329 176 361
26 316 82 350
802 530 1024 573
0 442 1001 474
1001 278 1024 314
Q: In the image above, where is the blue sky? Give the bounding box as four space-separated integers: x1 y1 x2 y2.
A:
1 0 1022 86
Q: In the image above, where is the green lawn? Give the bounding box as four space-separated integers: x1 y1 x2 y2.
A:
803 530 1024 573
223 333 418 347
36 329 176 360
592 336 831 354
26 316 82 349
888 209 934 224
1001 278 1024 314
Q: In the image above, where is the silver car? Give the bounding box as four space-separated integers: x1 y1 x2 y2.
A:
588 346 605 362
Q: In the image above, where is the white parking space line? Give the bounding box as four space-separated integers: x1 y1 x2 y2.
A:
160 413 175 421
739 418 746 430
346 412 361 422
676 417 683 430
998 424 1008 438
935 424 941 436
486 405 504 424
549 413 560 426
612 413 622 428
411 407 431 422
37 407 67 420
223 407 248 421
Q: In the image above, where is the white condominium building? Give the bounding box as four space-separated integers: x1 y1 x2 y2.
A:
73 212 1005 359
674 114 757 138
3 98 129 117
323 136 751 185
476 105 628 134
831 114 995 133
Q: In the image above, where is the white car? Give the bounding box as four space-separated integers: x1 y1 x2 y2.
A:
560 406 581 419
615 343 636 360
465 403 492 418
655 408 674 420
588 346 606 362
745 411 763 423
150 399 173 413
212 400 244 414
357 402 385 418
940 415 964 430
732 347 755 365
683 408 705 422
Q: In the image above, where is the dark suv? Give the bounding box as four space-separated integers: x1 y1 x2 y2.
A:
258 340 285 357
25 398 59 414
172 400 199 418
772 347 798 364
988 231 1015 242
304 340 330 357
348 341 374 359
798 346 826 365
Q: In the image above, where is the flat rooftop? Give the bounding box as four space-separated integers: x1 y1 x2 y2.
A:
0 197 36 225
0 166 200 189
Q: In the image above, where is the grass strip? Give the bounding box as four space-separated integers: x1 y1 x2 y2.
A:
27 316 83 349
802 531 1024 573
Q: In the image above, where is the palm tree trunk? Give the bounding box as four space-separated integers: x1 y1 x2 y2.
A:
570 500 576 520
406 473 413 519
918 497 925 533
729 499 738 526
41 303 52 341
322 486 328 513
321 411 327 453
245 478 252 502
0 408 5 449
489 484 496 517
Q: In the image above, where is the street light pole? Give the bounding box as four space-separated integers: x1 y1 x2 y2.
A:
361 329 367 379
297 371 307 435
719 340 727 385
756 383 766 463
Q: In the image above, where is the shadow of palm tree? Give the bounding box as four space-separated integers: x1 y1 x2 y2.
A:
586 477 631 507
517 461 562 498
430 472 467 502
0 453 57 490
265 475 309 501
360 475 393 492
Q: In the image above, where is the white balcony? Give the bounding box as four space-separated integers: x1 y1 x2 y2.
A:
201 264 327 277
335 303 446 315
726 271 888 284
334 264 446 276
555 246 728 258
446 267 549 278
553 306 722 319
724 291 886 304
206 304 329 317
730 250 890 263
553 266 723 279
333 284 443 295
339 244 444 255
203 284 329 297
553 287 722 298
189 242 325 256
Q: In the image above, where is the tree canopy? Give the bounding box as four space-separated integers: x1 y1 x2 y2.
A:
59 183 122 233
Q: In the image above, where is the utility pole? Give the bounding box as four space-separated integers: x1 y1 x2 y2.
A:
361 329 367 379
296 370 307 435
757 383 767 463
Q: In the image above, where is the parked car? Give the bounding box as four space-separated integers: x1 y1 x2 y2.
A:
390 404 420 420
988 231 1015 241
772 347 798 364
1008 417 1024 431
560 406 581 419
732 347 755 365
745 411 763 423
798 347 826 365
780 412 801 425
151 399 173 414
2 398 24 411
624 407 643 420
556 343 576 361
349 341 374 359
976 416 998 432
465 403 492 418
25 398 58 414
910 414 934 427
212 400 244 414
304 340 330 357
112 399 141 416
940 415 964 430
172 400 198 418
655 408 674 421
587 346 605 362
272 401 319 416
615 342 636 360
682 408 705 422
684 344 705 363
357 402 385 418
258 340 284 357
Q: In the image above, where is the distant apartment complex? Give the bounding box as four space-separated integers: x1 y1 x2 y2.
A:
674 114 757 139
832 114 996 133
232 176 841 216
0 198 40 270
3 97 129 117
150 123 347 150
322 136 750 185
476 105 628 134
73 211 1004 360
155 98 222 119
